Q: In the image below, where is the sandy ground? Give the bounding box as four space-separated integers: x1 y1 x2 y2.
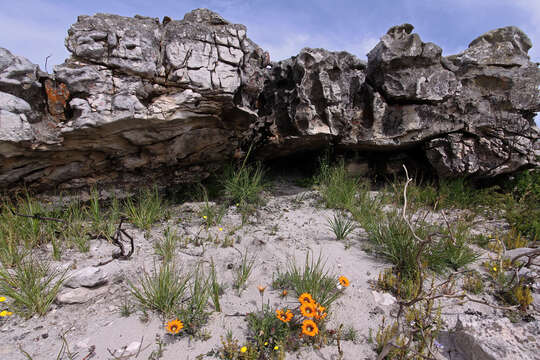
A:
1 180 538 360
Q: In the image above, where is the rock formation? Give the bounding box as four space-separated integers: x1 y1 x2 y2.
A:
0 9 538 192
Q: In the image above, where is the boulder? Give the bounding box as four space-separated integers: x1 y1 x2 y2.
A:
0 10 538 192
64 266 108 288
441 317 540 360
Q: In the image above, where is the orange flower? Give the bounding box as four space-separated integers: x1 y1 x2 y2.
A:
258 285 267 294
298 292 314 304
300 302 317 318
281 289 288 297
301 319 319 337
338 276 350 287
276 308 293 323
165 319 183 334
314 304 327 320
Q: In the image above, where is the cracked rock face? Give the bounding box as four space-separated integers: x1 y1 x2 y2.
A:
0 9 268 191
0 10 538 192
255 24 539 177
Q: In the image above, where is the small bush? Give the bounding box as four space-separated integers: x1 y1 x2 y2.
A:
368 211 427 281
504 169 539 241
462 271 484 295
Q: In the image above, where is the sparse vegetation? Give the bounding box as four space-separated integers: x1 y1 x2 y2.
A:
128 263 189 315
154 227 180 263
316 159 357 210
233 248 256 295
0 258 68 318
125 186 166 230
272 252 342 308
327 212 356 247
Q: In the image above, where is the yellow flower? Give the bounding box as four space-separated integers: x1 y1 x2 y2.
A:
493 267 497 272
264 341 268 346
0 310 7 317
203 215 207 219
0 296 5 302
338 276 350 287
301 319 319 337
165 319 183 334
274 345 279 350
219 227 223 231
240 346 247 353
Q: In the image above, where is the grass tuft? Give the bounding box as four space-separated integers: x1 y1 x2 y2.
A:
128 262 188 316
272 252 341 308
0 258 68 318
125 186 166 230
233 248 256 295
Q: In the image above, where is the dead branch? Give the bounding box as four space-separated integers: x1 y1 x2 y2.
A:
9 207 67 223
510 248 540 268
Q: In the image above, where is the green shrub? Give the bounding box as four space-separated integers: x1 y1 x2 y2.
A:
505 169 540 241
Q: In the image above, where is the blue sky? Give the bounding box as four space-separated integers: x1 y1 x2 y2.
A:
1 0 539 123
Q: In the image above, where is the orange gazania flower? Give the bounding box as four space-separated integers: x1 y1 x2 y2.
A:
276 309 293 323
300 302 317 318
301 319 319 337
298 292 314 304
314 304 327 320
165 319 184 334
338 276 350 287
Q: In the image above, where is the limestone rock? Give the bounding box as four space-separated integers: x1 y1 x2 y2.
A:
0 10 538 192
65 267 108 288
366 24 461 102
113 341 141 358
371 290 396 306
254 48 366 157
445 317 540 360
56 288 94 304
0 9 267 192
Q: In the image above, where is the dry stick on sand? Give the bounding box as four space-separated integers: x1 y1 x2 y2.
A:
376 165 519 360
96 217 135 266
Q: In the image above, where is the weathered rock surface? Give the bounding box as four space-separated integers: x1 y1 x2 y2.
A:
65 266 108 288
56 287 96 304
441 317 540 360
0 10 538 192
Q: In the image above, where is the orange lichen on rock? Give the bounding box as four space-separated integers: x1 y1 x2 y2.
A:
44 79 70 121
